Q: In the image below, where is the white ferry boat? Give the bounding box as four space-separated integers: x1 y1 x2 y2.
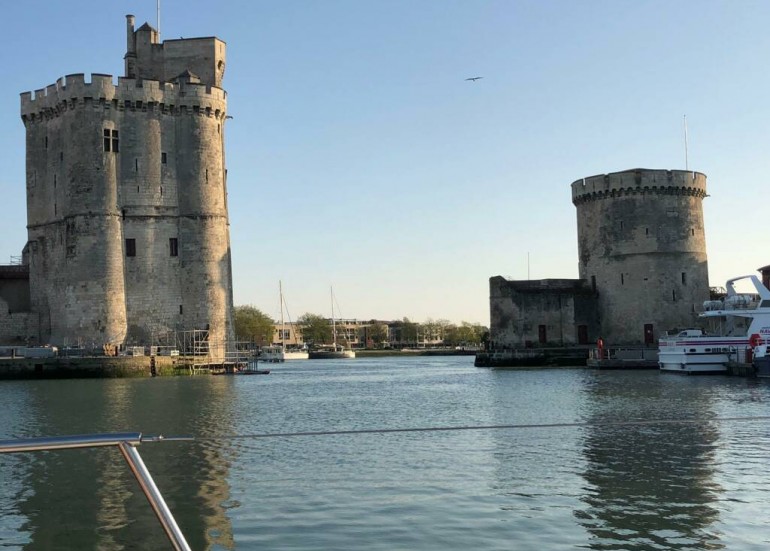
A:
658 275 770 374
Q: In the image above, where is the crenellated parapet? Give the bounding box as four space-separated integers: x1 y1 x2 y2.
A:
571 169 707 205
20 73 227 123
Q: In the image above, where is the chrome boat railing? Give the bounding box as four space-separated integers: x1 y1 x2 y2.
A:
0 432 192 551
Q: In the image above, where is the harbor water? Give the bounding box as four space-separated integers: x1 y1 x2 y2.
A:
1 356 770 550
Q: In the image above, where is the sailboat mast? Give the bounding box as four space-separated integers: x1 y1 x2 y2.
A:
331 286 337 347
280 281 285 352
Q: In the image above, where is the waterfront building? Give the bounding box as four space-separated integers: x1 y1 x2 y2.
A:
491 168 710 347
3 16 234 352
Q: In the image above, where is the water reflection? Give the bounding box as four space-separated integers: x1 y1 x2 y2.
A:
578 372 723 550
1 377 237 550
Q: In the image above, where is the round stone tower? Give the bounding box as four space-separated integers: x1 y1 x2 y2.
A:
571 169 710 345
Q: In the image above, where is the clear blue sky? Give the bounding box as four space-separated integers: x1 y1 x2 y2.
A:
1 0 768 325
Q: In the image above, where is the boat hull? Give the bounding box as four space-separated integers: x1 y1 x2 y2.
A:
261 347 310 362
658 339 746 374
308 350 356 359
658 354 729 374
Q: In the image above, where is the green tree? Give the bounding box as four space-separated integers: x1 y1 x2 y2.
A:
445 322 488 346
297 313 332 345
400 317 418 346
365 321 389 348
234 305 275 344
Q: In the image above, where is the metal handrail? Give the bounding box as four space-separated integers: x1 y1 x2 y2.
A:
0 432 192 551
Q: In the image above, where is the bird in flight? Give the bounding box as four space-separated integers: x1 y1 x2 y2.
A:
465 76 483 82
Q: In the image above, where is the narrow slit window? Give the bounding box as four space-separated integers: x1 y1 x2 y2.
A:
681 272 687 285
179 305 183 315
621 273 624 285
672 290 676 302
135 158 138 172
161 152 167 164
169 237 178 257
125 238 136 257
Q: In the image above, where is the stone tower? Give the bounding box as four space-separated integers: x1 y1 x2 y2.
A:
21 16 233 351
571 169 709 345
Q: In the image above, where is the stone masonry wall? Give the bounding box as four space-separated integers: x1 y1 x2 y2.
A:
490 277 599 348
0 296 38 344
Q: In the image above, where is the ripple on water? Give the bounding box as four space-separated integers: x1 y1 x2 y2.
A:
3 360 770 549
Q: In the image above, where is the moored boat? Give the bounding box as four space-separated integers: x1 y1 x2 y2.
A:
658 274 770 374
261 282 310 362
308 287 356 359
261 345 309 362
308 344 356 360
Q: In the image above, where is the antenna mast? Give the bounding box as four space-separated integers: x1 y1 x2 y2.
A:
683 115 689 171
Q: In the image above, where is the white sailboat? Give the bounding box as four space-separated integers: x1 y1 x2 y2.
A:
309 287 356 359
261 282 309 362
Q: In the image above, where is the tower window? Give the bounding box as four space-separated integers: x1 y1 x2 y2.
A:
169 237 178 257
135 158 138 172
681 272 687 285
125 238 136 257
179 305 183 315
691 228 695 236
60 152 63 161
161 152 167 164
620 220 624 230
591 275 596 292
621 273 624 285
645 228 649 235
45 136 48 149
103 128 119 152
672 290 677 302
